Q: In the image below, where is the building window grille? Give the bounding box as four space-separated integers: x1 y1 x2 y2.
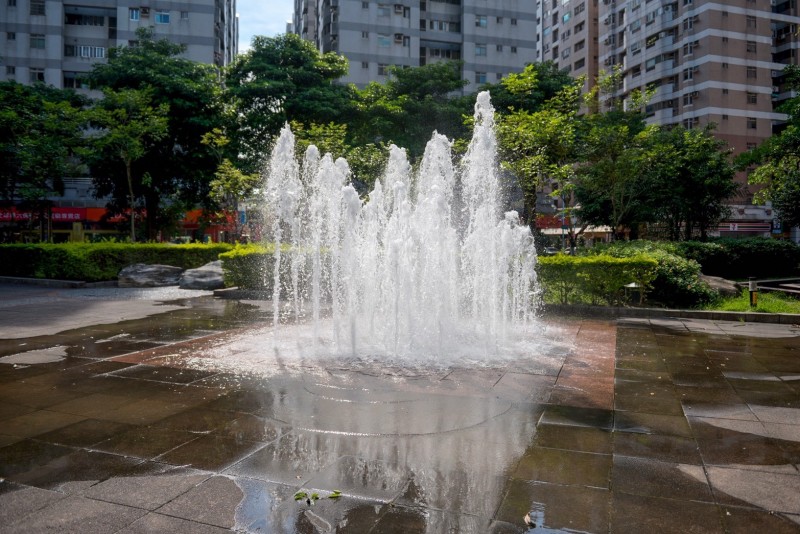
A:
475 44 487 56
30 68 45 83
475 72 487 84
6 66 16 76
155 11 170 24
746 41 756 53
475 15 487 27
747 117 757 129
30 34 45 49
7 32 15 40
747 67 757 79
130 8 140 20
746 16 756 28
747 92 757 104
30 0 44 15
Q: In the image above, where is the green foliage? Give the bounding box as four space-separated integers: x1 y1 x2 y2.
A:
738 64 800 227
87 27 225 239
588 241 717 308
218 244 276 289
677 238 800 279
480 62 576 115
225 33 352 172
537 254 657 305
0 243 232 281
350 61 471 159
704 289 800 314
0 82 89 232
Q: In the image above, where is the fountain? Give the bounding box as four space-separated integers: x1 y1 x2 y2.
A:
258 91 540 365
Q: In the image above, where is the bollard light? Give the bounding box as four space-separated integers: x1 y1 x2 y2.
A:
748 277 758 308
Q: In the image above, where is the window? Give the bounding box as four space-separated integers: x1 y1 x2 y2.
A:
722 37 728 43
511 18 517 25
475 44 487 56
562 29 571 41
747 66 757 79
563 12 570 23
29 68 44 83
180 11 189 20
64 44 75 56
155 11 170 24
475 15 487 28
65 14 104 25
746 41 756 53
722 114 728 120
511 46 517 53
574 57 585 69
574 2 585 15
7 32 15 40
747 92 757 104
129 8 140 20
496 16 503 23
722 88 728 94
378 34 390 46
561 46 570 58
575 21 585 33
475 72 487 84
361 61 369 69
79 45 92 57
746 16 756 28
30 0 44 15
722 62 728 69
63 73 87 89
362 1 369 7
630 19 641 32
575 39 585 51
7 0 16 6
683 68 693 81
378 4 390 16
362 31 369 38
30 34 45 49
6 66 15 76
93 46 105 58
378 64 388 75
496 73 503 80
747 117 757 129
746 142 757 150
683 0 692 5
496 44 503 52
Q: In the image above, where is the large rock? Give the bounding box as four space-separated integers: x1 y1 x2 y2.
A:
179 260 225 290
118 263 183 287
699 274 740 298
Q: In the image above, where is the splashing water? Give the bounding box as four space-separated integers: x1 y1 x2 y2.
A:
260 91 539 361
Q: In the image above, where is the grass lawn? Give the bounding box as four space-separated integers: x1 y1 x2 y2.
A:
704 290 800 314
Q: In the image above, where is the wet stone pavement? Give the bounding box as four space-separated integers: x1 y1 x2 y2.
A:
0 284 799 533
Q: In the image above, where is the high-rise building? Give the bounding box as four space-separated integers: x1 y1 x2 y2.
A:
0 0 238 90
536 0 600 90
293 0 539 92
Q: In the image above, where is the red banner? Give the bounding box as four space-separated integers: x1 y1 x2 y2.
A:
0 207 86 222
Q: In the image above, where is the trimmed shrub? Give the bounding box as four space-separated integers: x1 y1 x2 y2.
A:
678 238 800 279
537 254 658 306
586 241 717 308
219 244 274 289
0 243 233 282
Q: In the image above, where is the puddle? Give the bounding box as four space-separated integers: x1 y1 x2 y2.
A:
0 346 67 365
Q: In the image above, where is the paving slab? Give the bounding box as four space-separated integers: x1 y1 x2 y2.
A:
0 285 799 532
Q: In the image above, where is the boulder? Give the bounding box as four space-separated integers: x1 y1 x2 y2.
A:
179 260 225 290
699 274 740 298
118 263 183 287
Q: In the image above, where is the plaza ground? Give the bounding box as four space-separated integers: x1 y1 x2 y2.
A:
0 283 798 533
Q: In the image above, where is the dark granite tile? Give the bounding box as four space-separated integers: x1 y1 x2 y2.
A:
610 492 724 533
1 409 86 439
538 404 613 430
611 455 714 502
118 512 232 534
689 417 795 466
0 439 74 478
157 434 266 472
513 446 611 488
534 423 612 454
147 407 237 434
614 393 684 416
83 465 212 510
0 480 68 525
214 413 291 443
93 426 199 460
370 504 492 533
614 411 693 438
12 449 148 492
33 419 135 448
706 465 800 514
0 494 146 533
495 479 610 533
721 506 800 534
108 364 218 384
613 432 703 465
155 475 243 529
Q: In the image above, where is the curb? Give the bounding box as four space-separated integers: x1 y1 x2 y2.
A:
542 303 800 325
0 276 118 289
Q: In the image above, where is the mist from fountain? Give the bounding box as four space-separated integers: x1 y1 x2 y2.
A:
261 91 539 362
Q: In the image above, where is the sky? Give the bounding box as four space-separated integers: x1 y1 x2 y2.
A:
237 0 294 52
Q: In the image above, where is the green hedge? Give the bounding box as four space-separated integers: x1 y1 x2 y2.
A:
218 244 275 290
587 241 717 308
0 243 233 282
677 238 800 279
537 254 658 306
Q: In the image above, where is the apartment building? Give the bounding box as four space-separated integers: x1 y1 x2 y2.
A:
537 0 600 89
0 0 238 90
293 0 538 92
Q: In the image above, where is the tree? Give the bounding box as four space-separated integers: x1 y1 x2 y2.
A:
651 126 739 240
739 64 800 228
87 27 225 239
350 61 471 159
0 82 88 240
480 62 575 115
495 68 583 239
225 33 351 172
82 88 169 241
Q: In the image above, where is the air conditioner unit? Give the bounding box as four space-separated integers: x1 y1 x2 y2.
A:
691 91 699 97
394 33 404 42
140 7 149 15
604 16 612 25
394 4 403 13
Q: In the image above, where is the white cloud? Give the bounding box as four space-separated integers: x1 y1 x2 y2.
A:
237 0 294 53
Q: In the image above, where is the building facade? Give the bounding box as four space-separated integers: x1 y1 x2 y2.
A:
0 0 238 90
293 0 539 92
536 0 600 90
